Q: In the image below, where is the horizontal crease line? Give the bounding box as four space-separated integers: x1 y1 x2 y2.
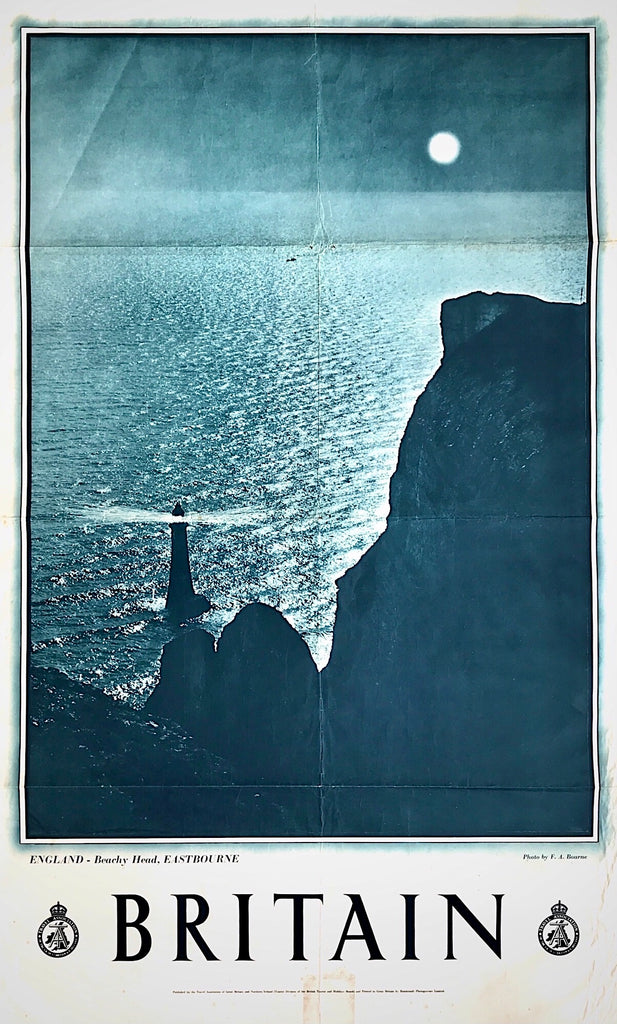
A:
388 513 592 521
24 784 596 793
26 237 592 251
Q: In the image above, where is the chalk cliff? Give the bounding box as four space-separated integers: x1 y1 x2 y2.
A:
321 292 593 836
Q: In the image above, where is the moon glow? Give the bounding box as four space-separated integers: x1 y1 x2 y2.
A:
428 132 461 164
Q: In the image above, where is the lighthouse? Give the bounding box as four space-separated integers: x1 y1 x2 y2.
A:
166 502 211 621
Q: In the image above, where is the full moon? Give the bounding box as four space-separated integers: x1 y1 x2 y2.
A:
428 131 461 165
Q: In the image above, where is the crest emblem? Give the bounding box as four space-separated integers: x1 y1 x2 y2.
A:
538 900 579 955
37 902 79 958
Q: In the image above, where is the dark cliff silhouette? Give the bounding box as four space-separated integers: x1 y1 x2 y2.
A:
322 292 593 836
25 292 594 839
166 502 211 621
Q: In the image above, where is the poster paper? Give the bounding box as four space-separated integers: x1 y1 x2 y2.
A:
1 4 616 1022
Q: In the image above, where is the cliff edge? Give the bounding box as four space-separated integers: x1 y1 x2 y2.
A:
322 291 593 836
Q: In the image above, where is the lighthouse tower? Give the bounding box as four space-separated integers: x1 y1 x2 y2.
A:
166 502 211 621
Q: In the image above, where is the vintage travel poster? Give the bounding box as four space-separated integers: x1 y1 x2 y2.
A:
1 2 616 1022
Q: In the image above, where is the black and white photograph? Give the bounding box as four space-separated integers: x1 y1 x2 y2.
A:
24 26 596 841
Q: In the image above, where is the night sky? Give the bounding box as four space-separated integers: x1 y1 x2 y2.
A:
28 32 590 244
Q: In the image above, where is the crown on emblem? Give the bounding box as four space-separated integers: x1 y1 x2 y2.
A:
50 902 67 918
551 901 568 916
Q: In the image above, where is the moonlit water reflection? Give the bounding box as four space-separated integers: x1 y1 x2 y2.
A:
30 241 587 694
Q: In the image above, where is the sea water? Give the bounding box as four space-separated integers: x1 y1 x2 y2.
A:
29 241 587 701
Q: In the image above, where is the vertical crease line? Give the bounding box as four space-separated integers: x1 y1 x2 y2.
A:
315 31 326 838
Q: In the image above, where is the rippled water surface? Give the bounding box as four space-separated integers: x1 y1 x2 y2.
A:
30 242 586 696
